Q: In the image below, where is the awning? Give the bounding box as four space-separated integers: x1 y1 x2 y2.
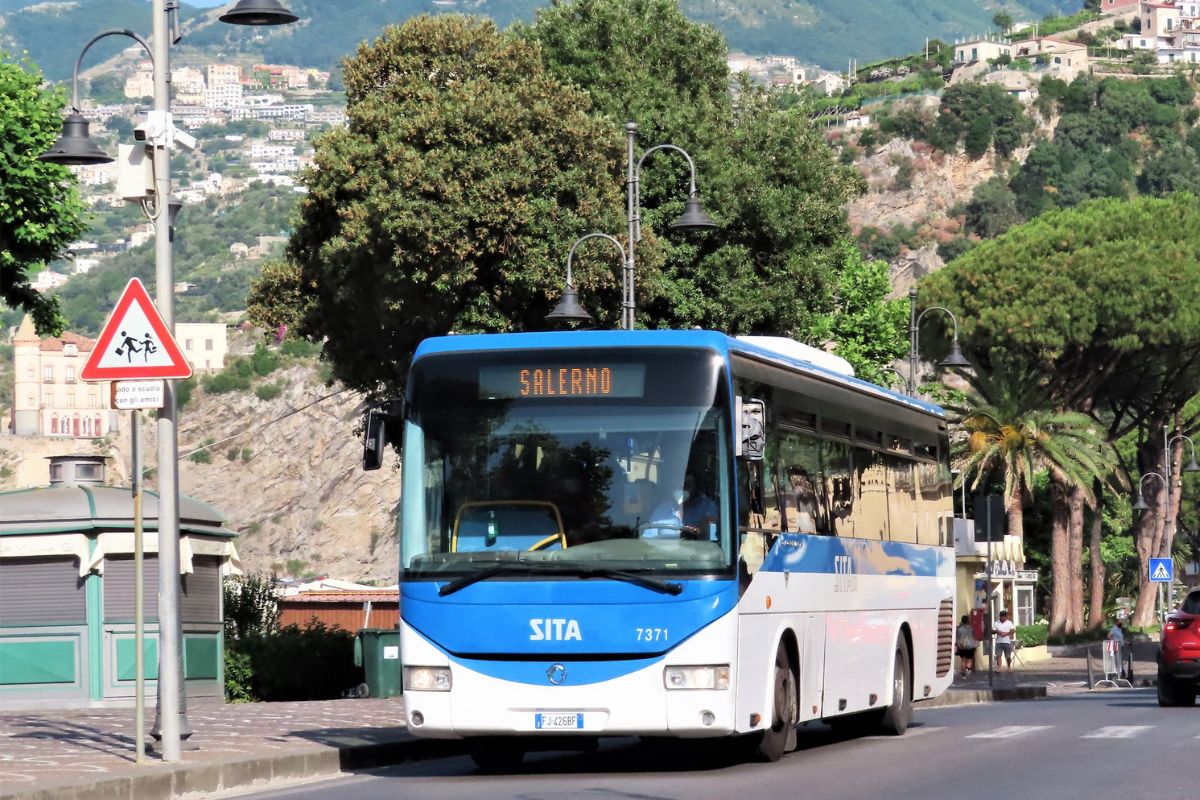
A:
0 534 93 577
84 531 242 576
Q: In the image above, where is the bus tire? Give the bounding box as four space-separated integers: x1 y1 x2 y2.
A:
753 642 798 762
878 641 911 736
468 738 526 772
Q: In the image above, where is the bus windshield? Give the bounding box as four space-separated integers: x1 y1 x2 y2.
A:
400 347 733 580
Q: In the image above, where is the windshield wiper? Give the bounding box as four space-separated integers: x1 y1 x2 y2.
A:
437 561 683 596
438 561 541 596
570 566 683 595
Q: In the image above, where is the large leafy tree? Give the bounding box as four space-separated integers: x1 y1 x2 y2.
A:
528 0 867 339
923 194 1200 627
271 15 624 395
0 54 88 334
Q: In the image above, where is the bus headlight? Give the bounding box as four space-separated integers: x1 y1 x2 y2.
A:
404 666 452 691
663 665 730 690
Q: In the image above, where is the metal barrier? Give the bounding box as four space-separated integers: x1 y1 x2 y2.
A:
1095 640 1132 689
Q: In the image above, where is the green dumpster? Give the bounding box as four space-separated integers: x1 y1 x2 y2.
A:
353 628 402 698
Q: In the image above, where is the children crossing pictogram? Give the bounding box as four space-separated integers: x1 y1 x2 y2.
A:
81 278 192 381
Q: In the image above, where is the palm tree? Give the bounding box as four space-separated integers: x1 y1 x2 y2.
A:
954 369 1120 635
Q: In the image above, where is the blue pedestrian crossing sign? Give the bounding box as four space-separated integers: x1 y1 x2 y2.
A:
1149 558 1174 583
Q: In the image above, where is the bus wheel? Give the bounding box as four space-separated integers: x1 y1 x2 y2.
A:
878 642 911 736
468 738 526 772
754 643 798 762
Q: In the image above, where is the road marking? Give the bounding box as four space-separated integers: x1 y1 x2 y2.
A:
1081 726 1154 739
864 726 946 740
966 726 1051 739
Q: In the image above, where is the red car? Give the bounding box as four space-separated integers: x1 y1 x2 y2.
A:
1158 589 1200 706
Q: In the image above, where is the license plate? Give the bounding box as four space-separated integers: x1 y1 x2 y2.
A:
534 712 583 730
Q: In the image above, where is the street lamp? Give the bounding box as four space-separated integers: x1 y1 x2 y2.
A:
41 0 297 764
1132 471 1165 512
622 121 716 330
545 233 626 327
907 287 970 396
1161 428 1199 616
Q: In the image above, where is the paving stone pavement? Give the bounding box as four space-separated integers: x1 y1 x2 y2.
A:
0 641 1164 800
0 698 419 800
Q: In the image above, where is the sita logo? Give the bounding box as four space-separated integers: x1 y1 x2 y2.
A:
529 618 583 641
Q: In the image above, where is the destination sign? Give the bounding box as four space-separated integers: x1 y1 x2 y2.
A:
479 364 646 399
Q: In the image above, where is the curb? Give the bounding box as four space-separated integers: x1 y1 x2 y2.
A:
919 685 1048 708
0 737 459 800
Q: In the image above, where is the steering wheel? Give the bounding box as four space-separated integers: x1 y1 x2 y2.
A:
527 533 567 551
637 521 700 540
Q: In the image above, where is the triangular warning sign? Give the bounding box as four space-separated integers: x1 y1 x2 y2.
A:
80 278 193 381
1152 562 1171 581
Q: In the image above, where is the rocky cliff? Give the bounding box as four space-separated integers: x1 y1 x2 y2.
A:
0 364 400 584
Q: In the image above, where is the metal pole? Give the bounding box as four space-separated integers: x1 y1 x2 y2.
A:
147 0 188 761
986 496 994 688
133 411 144 765
1163 424 1170 625
908 287 918 396
624 122 638 331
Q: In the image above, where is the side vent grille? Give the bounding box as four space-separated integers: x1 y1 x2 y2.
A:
936 598 955 678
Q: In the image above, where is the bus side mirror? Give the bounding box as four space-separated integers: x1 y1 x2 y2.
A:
363 407 388 471
736 397 766 461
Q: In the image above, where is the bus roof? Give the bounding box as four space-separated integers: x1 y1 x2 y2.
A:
413 330 946 417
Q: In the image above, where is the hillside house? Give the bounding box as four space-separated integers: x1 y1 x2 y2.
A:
1122 1 1200 62
1012 36 1090 77
953 36 1013 64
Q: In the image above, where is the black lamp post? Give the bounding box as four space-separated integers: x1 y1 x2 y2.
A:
623 121 716 329
908 287 971 396
546 233 626 327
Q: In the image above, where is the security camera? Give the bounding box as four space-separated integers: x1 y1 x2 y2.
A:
134 120 165 143
172 127 197 152
133 112 169 146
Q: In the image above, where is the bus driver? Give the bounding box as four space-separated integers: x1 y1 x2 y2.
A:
644 473 718 539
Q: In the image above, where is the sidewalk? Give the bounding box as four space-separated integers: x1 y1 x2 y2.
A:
0 698 446 800
927 637 1160 707
0 642 1160 800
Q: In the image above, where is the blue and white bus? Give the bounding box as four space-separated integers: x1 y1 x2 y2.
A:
371 329 956 768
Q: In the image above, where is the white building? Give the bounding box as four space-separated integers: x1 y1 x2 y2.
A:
206 83 244 110
250 143 296 160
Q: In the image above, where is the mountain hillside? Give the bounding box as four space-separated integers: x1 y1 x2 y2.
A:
2 0 1083 78
0 362 401 584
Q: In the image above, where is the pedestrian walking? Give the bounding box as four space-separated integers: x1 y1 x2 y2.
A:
955 614 976 678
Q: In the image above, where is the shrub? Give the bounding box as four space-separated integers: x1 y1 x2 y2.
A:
254 381 283 401
202 368 252 395
224 648 255 703
176 377 197 410
890 155 915 190
250 343 281 377
937 236 976 263
280 338 319 359
226 622 363 702
190 448 212 464
1016 624 1048 648
223 572 280 640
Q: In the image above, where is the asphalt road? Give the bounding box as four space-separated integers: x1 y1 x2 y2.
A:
231 689 1200 800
